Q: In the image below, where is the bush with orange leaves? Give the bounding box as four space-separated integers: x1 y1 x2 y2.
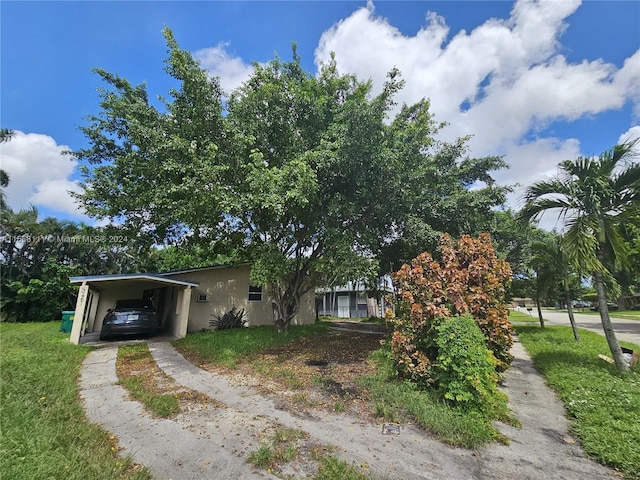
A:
389 233 514 386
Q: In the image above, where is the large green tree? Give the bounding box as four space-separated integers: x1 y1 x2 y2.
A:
611 223 640 305
519 140 640 372
72 28 510 331
0 208 148 321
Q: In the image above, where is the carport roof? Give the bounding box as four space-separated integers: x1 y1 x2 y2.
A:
70 273 199 288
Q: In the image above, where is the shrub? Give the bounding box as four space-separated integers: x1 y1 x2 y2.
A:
209 307 246 330
434 315 508 416
389 233 514 387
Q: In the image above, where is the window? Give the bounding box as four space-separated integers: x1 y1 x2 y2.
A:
248 285 263 302
357 292 368 305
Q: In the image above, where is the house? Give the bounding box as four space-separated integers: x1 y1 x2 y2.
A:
511 297 537 309
68 264 315 345
316 276 394 319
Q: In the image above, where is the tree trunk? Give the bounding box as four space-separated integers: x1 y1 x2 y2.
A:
535 296 545 329
270 278 304 333
593 270 629 372
564 279 580 342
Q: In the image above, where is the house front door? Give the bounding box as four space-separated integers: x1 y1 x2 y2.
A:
337 295 350 318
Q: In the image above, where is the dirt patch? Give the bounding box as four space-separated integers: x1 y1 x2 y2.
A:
182 326 389 418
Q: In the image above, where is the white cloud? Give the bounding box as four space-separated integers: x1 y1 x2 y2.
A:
618 125 640 149
615 50 640 117
313 0 640 218
0 131 85 218
194 42 255 94
30 179 83 215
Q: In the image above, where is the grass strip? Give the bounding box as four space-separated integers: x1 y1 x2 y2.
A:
508 309 541 322
515 325 640 480
116 343 181 417
0 322 150 479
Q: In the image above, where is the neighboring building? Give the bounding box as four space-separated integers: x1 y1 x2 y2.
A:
511 297 537 309
68 264 315 345
621 292 640 309
316 276 394 319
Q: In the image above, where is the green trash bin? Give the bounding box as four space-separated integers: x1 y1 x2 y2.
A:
60 311 75 333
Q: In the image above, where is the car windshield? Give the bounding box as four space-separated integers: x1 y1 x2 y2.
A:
114 299 154 310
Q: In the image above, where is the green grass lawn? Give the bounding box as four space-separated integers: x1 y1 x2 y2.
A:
0 322 150 479
508 309 541 322
515 325 640 480
173 323 328 368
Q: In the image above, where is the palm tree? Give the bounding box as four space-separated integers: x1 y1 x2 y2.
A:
518 140 640 372
529 232 581 341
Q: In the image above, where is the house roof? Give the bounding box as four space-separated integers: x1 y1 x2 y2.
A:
315 276 394 294
160 263 250 276
70 273 199 288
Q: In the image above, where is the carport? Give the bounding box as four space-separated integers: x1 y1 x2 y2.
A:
68 273 199 345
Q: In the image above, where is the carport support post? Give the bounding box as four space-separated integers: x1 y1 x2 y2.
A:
175 287 192 338
70 282 89 345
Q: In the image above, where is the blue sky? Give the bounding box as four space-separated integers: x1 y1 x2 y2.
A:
1 0 639 229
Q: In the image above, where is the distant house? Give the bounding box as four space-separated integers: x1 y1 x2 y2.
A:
68 264 315 345
621 292 640 309
511 297 536 309
316 276 394 319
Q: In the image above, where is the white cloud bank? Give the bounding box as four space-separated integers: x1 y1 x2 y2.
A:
311 0 640 214
0 131 84 218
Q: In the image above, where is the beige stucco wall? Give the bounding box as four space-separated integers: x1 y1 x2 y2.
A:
69 266 316 344
166 265 315 331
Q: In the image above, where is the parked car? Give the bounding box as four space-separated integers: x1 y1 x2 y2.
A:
590 302 619 311
631 304 640 311
572 300 590 308
100 299 159 341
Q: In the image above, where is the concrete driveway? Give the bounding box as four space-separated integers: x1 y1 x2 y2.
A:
79 338 618 480
538 309 640 345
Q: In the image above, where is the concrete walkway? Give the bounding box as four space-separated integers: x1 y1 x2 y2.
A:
79 339 618 480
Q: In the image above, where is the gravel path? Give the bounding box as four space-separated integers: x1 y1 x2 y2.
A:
79 337 619 480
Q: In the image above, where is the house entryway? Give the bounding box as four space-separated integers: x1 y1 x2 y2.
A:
337 295 350 318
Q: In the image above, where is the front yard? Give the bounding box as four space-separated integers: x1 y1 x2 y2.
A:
2 320 639 479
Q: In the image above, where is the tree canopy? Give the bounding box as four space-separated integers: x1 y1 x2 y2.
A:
72 27 511 330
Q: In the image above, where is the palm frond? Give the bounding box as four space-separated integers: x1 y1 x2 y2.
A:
563 216 601 273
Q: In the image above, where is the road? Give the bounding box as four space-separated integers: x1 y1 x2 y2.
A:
535 309 640 345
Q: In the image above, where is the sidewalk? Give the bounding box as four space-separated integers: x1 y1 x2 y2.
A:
79 340 618 480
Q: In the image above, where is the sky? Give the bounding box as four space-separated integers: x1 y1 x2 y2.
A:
1 0 639 231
